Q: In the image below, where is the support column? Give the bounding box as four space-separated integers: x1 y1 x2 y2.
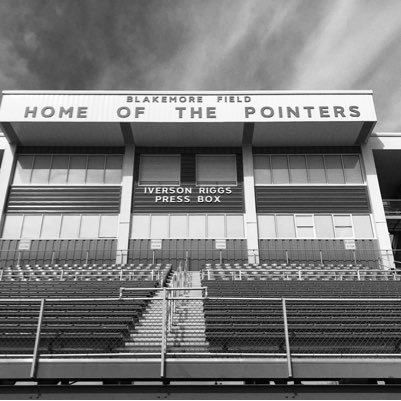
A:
0 136 16 228
361 144 394 269
242 124 259 264
116 144 135 264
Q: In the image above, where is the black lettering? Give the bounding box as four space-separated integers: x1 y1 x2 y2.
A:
245 107 255 118
59 107 74 118
207 107 216 118
287 106 300 118
319 106 330 118
117 106 130 118
41 106 55 118
333 106 346 118
24 106 37 118
349 105 361 117
303 106 314 118
135 107 145 118
261 107 274 118
176 107 185 118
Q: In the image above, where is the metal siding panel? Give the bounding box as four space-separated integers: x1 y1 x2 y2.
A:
255 186 370 213
7 186 121 213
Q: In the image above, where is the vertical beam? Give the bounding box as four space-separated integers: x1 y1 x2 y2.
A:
282 298 293 378
30 298 45 379
116 139 135 264
361 143 394 268
0 135 16 230
242 123 259 264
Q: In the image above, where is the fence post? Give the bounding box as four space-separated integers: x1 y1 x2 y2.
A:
160 288 168 379
30 298 45 379
281 298 293 378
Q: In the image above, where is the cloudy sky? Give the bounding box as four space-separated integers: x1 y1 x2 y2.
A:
0 0 400 131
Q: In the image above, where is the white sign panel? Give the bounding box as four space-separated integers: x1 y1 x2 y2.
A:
344 239 356 250
215 239 227 250
0 91 377 123
18 239 31 251
150 239 162 250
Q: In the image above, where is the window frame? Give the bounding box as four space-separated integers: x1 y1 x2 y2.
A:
294 214 315 239
13 154 124 186
253 153 365 186
257 213 374 240
130 213 245 239
138 154 181 187
196 154 238 187
1 213 118 239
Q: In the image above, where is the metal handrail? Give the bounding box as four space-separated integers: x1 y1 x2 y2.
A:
3 294 401 381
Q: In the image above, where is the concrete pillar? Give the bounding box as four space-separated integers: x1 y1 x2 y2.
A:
242 140 259 264
361 144 394 269
116 144 135 264
0 136 16 228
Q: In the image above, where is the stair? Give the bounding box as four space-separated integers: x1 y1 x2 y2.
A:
124 271 209 354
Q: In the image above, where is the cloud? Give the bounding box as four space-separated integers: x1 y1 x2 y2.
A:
0 0 399 130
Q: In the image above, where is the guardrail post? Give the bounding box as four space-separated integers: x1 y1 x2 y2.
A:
30 298 45 379
281 298 293 379
160 288 168 379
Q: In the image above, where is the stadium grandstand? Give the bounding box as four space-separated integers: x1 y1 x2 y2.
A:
0 90 401 397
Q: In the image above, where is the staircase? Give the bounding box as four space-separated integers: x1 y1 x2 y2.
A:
124 271 209 354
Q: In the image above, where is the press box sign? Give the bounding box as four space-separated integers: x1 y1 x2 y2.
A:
142 186 232 204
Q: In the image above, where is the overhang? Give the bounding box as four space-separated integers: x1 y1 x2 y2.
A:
0 90 377 147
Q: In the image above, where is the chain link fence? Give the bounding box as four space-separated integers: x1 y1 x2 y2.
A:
2 294 401 377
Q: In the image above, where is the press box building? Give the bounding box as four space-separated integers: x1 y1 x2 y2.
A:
0 90 397 269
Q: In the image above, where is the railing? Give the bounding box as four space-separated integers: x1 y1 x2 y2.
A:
383 199 401 215
201 268 400 281
3 290 401 379
0 247 397 270
0 264 173 285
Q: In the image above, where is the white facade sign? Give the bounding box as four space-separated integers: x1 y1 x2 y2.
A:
344 239 356 250
215 239 227 250
18 239 31 251
150 239 162 250
0 91 377 123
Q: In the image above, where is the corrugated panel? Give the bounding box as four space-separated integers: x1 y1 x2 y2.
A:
253 146 361 154
255 186 370 213
0 239 117 267
7 186 121 213
259 239 378 267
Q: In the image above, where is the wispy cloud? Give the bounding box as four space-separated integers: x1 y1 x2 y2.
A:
0 0 400 131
